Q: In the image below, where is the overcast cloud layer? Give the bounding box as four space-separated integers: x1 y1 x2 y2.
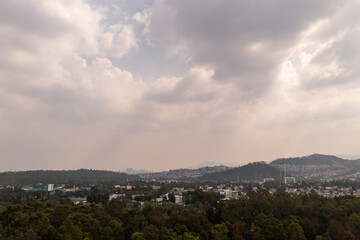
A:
1 0 360 171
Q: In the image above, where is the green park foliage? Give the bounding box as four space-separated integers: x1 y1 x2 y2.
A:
1 189 360 239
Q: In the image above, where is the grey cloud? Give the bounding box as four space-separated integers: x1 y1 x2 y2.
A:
8 84 88 105
143 76 215 103
148 0 343 97
297 1 360 90
304 30 360 89
0 1 72 38
2 81 112 124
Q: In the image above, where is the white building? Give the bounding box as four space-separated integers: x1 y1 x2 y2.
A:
175 195 183 204
285 177 296 184
263 178 275 183
220 190 239 200
109 194 126 200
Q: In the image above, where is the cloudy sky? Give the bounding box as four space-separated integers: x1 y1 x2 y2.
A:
1 0 360 171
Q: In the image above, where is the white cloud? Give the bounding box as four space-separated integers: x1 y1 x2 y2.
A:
100 24 138 58
1 0 360 170
146 0 345 97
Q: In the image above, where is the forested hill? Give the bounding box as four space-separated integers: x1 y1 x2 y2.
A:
0 169 138 186
138 165 231 180
270 154 358 166
270 154 360 180
199 162 282 182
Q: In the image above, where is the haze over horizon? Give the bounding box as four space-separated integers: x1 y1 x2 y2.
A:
1 0 360 171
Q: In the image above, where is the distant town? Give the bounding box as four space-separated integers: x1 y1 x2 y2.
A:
9 176 360 206
1 154 360 205
2 154 360 239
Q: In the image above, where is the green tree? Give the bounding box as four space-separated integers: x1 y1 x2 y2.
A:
132 232 146 240
143 224 160 240
168 193 175 203
250 223 264 240
108 219 125 239
87 186 109 204
41 226 61 240
211 223 229 240
252 214 286 240
99 226 114 240
173 224 188 235
287 222 306 240
350 213 360 230
232 221 246 240
315 232 331 240
182 232 200 240
159 227 177 240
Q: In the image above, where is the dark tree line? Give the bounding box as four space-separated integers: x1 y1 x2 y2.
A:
1 189 360 239
0 169 137 186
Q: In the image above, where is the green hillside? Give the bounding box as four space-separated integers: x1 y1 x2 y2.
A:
270 154 346 166
271 154 360 168
0 169 138 186
199 162 282 182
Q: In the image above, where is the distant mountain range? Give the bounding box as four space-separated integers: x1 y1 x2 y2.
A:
270 154 360 181
270 154 354 166
2 154 360 185
138 165 231 180
195 154 360 182
187 161 242 169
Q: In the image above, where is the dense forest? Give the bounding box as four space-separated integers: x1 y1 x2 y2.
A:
271 154 357 167
0 169 137 186
199 162 283 182
1 189 360 239
0 163 284 185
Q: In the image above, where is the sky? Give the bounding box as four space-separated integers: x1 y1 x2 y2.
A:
1 0 360 171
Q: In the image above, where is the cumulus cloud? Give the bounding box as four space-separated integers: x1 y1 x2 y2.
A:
1 0 360 170
100 24 138 58
146 0 345 97
291 1 360 90
0 0 143 169
0 0 140 118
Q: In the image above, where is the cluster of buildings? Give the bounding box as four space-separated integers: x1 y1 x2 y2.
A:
262 176 296 184
138 166 230 180
284 186 360 198
15 178 360 206
22 184 91 193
